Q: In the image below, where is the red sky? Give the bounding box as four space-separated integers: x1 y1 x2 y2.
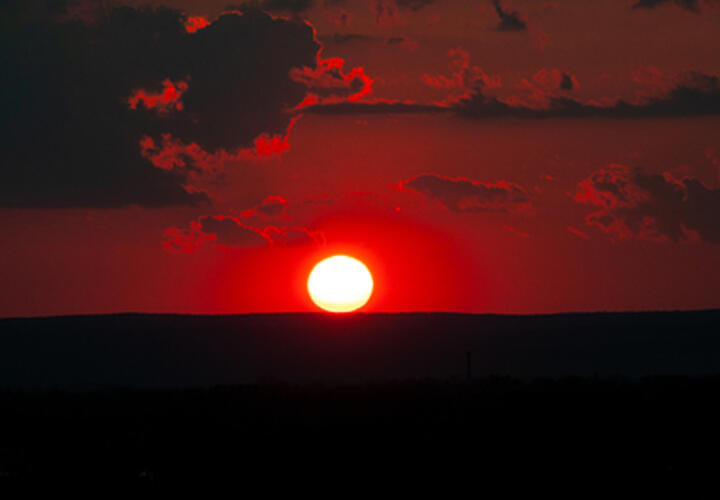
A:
2 0 720 316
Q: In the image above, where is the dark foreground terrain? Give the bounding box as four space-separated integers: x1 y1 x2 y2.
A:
1 310 720 390
1 377 720 491
1 311 720 489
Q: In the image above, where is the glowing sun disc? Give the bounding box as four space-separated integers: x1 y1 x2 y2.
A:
307 255 374 313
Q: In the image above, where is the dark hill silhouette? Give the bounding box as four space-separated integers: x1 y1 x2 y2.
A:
1 310 720 391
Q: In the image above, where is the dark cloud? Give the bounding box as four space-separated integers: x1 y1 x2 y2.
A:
304 70 720 118
264 226 326 246
326 8 351 28
290 56 373 108
163 214 324 252
259 0 315 14
1 0 108 25
304 100 447 114
225 1 315 15
256 196 289 217
575 164 720 243
199 216 270 248
320 33 418 50
319 33 374 44
632 0 701 12
421 48 502 106
559 73 575 91
1 4 319 208
385 36 418 50
508 68 579 108
395 0 435 11
231 0 315 15
457 71 720 118
243 195 289 217
370 0 403 26
386 36 406 44
396 173 530 213
492 0 527 31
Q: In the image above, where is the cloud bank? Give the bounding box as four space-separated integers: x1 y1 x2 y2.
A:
1 4 322 208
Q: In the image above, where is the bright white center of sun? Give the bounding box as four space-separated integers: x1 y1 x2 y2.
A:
307 255 374 313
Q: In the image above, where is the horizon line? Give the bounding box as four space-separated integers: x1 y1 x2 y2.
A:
2 308 719 322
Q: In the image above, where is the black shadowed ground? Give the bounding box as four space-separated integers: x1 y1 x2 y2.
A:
1 310 720 390
1 311 720 487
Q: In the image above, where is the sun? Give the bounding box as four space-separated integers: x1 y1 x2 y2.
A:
307 255 374 313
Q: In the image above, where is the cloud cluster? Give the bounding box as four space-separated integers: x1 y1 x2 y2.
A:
305 100 445 114
575 164 720 243
396 173 530 213
326 8 352 28
367 0 434 26
505 68 579 108
491 0 528 31
370 0 404 26
291 57 373 108
242 196 290 218
1 4 321 208
163 214 324 253
422 48 502 105
456 71 720 118
307 66 720 119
